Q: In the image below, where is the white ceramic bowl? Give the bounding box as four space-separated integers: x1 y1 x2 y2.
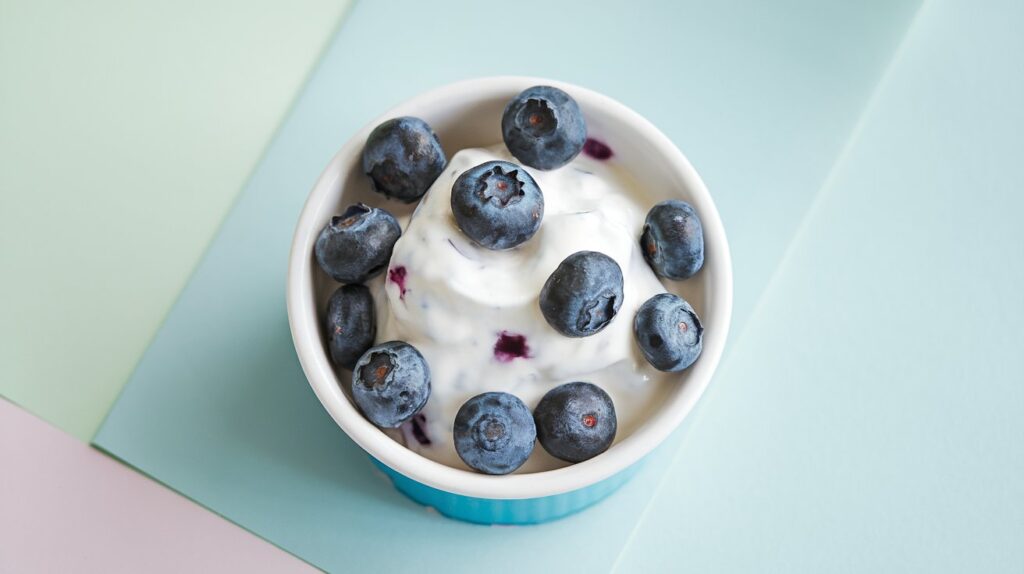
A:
287 76 732 515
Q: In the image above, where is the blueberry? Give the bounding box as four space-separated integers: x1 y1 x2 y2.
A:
534 382 616 463
453 392 536 475
351 341 430 428
641 200 704 279
362 117 447 203
314 203 401 284
450 161 544 250
634 293 703 372
539 251 624 337
502 86 586 170
325 284 376 370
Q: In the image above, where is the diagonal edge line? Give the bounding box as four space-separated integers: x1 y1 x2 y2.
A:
609 1 934 570
90 441 327 573
89 0 361 444
91 1 364 567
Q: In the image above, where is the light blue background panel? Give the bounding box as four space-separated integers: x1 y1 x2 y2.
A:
93 0 939 571
617 0 1024 570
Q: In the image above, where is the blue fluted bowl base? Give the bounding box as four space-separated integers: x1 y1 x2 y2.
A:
370 457 642 525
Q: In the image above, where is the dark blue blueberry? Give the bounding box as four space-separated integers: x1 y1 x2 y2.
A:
453 392 535 475
314 203 401 284
450 161 544 250
534 382 617 463
539 251 624 337
634 293 703 372
362 117 447 203
324 284 376 370
641 200 704 279
351 341 430 428
501 86 587 170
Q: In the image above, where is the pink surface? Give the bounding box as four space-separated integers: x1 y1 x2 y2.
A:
0 398 314 573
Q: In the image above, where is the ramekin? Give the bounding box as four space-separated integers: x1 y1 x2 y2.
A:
287 76 732 524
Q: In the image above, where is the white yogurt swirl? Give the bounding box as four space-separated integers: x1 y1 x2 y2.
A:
374 146 671 472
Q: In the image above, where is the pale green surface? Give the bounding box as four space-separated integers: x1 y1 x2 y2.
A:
0 0 352 440
616 0 1024 570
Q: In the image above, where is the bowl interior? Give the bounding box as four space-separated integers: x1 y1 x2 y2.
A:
289 77 732 499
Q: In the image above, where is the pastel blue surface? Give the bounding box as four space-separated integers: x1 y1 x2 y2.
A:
372 457 639 525
94 0 928 571
618 0 1024 571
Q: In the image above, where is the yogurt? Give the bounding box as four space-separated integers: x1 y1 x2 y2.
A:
373 145 672 472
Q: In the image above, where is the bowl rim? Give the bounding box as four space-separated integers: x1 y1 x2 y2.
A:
286 76 733 500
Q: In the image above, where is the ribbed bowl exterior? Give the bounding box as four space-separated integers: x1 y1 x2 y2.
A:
370 457 642 525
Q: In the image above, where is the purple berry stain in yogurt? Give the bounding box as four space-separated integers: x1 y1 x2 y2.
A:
410 413 431 445
400 413 431 446
583 138 613 160
388 265 408 300
494 331 530 362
